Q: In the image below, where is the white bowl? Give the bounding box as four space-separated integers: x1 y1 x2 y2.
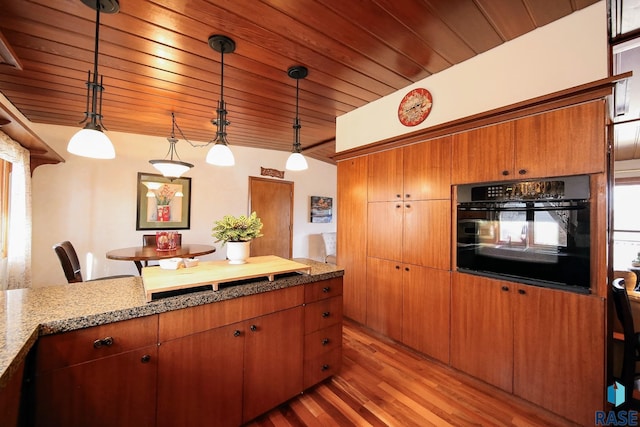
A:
183 258 199 268
159 258 183 270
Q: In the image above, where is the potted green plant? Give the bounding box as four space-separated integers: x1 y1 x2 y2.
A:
212 212 263 264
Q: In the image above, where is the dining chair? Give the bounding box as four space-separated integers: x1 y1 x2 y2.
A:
53 241 133 284
611 277 640 409
321 232 337 264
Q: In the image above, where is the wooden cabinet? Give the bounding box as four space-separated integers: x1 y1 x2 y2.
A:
32 315 159 427
0 360 25 427
366 257 403 340
337 156 368 324
402 266 450 364
452 100 606 184
451 272 604 426
303 278 343 389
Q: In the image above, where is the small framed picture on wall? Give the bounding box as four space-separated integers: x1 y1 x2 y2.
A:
310 196 333 223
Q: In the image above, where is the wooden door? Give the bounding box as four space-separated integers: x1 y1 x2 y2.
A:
366 257 403 341
367 148 403 202
34 346 158 427
512 285 605 426
403 136 452 201
249 177 293 259
450 273 514 392
157 324 244 427
367 202 403 261
451 121 515 184
402 266 450 364
337 158 368 324
243 306 303 423
403 200 451 269
515 100 606 178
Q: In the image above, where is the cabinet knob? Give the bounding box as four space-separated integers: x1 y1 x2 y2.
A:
396 194 402 198
405 194 410 198
396 204 402 208
250 325 258 332
321 364 330 371
501 286 509 292
93 336 114 349
233 330 241 337
405 267 410 272
322 338 330 346
405 204 411 208
518 289 527 295
322 286 330 293
395 265 400 270
518 169 527 175
140 354 151 364
501 170 509 176
322 311 330 318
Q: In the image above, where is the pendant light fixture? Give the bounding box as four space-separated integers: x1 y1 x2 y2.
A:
67 0 118 159
285 66 309 171
149 113 194 179
206 35 236 166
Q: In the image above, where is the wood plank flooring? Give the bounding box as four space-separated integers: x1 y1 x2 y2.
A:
245 319 579 427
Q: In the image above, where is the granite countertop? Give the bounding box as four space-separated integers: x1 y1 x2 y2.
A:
0 258 343 388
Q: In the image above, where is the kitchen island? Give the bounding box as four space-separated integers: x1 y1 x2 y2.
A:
0 258 343 427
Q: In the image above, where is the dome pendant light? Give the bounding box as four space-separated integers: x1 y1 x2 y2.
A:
206 35 236 166
67 0 118 159
285 66 309 171
149 113 194 179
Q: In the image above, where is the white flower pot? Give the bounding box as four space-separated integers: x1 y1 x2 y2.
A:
226 241 251 264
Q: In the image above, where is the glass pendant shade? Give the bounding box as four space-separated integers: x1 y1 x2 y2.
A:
67 125 115 159
149 159 192 178
206 143 235 166
285 152 308 171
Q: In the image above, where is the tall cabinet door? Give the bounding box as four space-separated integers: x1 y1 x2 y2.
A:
512 285 604 426
367 201 403 261
403 200 451 269
403 136 451 200
451 273 514 392
366 257 403 341
337 157 368 323
367 148 403 202
402 266 450 364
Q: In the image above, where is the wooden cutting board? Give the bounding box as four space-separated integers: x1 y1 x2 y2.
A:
141 255 311 301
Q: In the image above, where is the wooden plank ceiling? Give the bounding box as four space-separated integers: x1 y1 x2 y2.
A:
0 0 599 166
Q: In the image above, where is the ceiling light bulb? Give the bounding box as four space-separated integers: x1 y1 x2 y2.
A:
286 152 308 171
67 127 115 159
206 143 235 166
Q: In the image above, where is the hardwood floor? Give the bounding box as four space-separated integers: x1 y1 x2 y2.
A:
245 319 579 427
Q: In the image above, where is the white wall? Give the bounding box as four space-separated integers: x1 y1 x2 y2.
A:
31 123 336 287
336 1 609 152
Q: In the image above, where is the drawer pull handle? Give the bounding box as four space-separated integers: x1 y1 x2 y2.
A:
250 325 258 332
322 338 330 345
321 364 330 371
140 354 151 364
322 312 330 318
518 289 527 295
502 170 509 176
501 286 509 292
518 169 527 175
93 337 114 349
322 287 330 293
233 330 241 337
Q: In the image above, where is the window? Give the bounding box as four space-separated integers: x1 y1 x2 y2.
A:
0 158 10 258
613 178 640 270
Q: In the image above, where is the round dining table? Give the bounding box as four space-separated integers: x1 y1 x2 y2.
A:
106 244 216 274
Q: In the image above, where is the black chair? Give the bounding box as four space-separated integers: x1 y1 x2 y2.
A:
53 241 132 284
612 277 640 409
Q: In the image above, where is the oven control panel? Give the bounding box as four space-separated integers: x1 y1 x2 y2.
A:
457 175 590 203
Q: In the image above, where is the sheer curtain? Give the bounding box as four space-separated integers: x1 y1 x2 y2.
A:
0 131 32 289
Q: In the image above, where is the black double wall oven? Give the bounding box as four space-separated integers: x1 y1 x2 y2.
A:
456 175 591 293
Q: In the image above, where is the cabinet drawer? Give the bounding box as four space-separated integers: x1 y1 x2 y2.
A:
305 296 343 334
303 347 342 389
304 323 342 361
304 278 343 302
36 315 158 374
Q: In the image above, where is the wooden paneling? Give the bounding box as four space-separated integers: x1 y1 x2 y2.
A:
366 257 403 341
403 200 451 269
367 201 403 261
367 148 403 202
403 136 452 201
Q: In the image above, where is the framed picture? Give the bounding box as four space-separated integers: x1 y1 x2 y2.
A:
136 172 191 230
310 196 333 223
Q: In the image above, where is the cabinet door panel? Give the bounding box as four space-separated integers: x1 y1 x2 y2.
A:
452 122 514 184
403 136 451 200
34 345 158 427
451 273 513 392
366 257 403 341
243 307 303 423
338 157 368 323
402 267 450 363
368 148 403 202
403 200 451 269
157 324 244 427
515 100 605 178
367 202 403 261
513 285 604 426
